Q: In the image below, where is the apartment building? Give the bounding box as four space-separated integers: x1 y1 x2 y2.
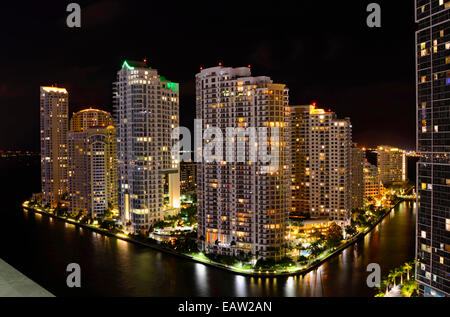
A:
376 145 407 185
113 60 180 233
363 160 383 200
290 104 352 226
351 146 365 209
196 66 291 260
67 109 117 218
40 86 69 208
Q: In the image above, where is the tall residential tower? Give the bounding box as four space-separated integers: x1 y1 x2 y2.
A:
351 146 365 210
114 60 180 233
40 86 69 208
290 104 352 226
67 109 118 218
376 145 407 185
196 66 291 260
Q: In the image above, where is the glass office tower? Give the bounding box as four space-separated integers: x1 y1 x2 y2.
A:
415 0 450 297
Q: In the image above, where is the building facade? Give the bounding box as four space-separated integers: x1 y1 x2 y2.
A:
290 105 309 216
290 104 352 226
180 161 197 194
67 109 117 218
70 108 113 132
363 161 383 200
196 66 291 260
40 86 69 208
415 0 450 297
351 146 365 210
376 145 407 185
113 60 180 233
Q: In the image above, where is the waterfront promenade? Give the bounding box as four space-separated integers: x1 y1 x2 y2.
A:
22 197 408 278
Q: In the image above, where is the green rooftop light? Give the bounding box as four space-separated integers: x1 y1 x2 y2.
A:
166 82 179 92
122 60 134 70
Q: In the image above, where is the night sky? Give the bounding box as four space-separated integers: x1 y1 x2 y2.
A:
0 0 416 152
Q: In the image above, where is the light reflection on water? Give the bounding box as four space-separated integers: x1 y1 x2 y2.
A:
6 199 416 296
3 161 416 297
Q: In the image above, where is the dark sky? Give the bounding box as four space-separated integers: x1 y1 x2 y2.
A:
0 0 416 151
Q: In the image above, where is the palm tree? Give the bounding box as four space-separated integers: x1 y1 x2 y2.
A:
382 278 389 294
395 268 402 285
388 270 397 288
404 262 412 280
397 267 405 285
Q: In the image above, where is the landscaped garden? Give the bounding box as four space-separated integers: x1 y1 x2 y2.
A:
375 261 418 297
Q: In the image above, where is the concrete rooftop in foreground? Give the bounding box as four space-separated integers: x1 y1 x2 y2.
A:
0 258 53 297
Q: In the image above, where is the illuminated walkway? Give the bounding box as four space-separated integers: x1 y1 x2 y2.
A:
0 258 53 297
385 285 402 297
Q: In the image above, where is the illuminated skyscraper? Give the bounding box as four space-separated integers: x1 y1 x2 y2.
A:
70 108 113 132
196 66 291 260
67 109 117 218
290 104 352 226
114 60 180 233
40 86 69 208
363 160 383 200
180 161 197 194
351 146 365 210
290 105 309 216
415 0 450 297
376 146 407 185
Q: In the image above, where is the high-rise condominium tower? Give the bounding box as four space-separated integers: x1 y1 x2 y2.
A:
415 0 450 297
196 66 291 260
114 60 180 233
70 108 113 131
363 161 383 201
67 109 117 218
351 146 365 210
180 161 197 194
290 105 309 216
40 86 69 208
290 104 352 226
376 146 407 185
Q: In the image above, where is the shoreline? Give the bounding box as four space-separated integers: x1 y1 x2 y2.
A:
22 200 406 277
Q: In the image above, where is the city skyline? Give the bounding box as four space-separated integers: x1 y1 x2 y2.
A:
1 0 448 301
0 1 416 151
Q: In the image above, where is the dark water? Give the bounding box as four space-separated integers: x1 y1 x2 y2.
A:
0 159 416 296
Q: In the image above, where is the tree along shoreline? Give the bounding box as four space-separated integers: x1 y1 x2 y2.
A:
375 260 418 297
22 198 407 277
